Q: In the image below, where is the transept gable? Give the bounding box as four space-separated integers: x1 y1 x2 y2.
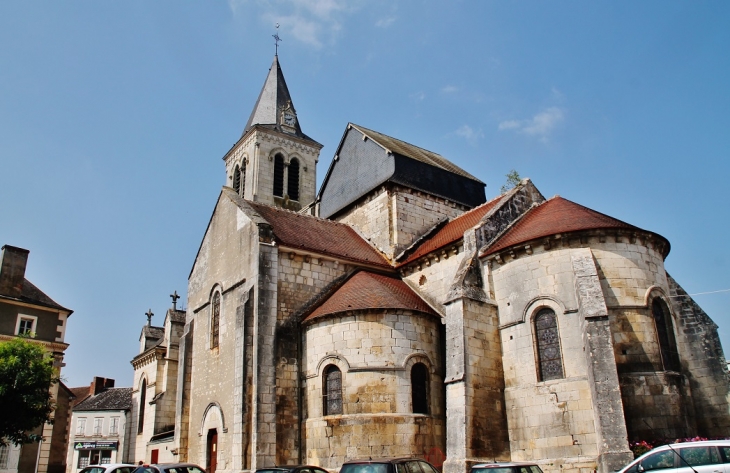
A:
317 123 486 219
301 270 438 324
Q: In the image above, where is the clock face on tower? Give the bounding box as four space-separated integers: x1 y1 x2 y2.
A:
283 112 296 127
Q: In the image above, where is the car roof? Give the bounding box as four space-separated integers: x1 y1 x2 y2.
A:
473 463 540 468
343 458 424 464
86 465 135 469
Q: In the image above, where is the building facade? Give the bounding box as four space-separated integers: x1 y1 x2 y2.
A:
128 56 729 473
0 245 74 473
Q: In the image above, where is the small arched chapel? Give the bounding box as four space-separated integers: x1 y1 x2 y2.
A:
128 55 730 473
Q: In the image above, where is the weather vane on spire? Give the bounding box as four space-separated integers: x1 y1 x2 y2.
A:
273 23 281 56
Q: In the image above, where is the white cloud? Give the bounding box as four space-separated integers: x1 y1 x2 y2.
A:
230 0 356 49
454 125 484 145
441 85 458 94
375 16 396 28
498 107 565 142
410 91 426 102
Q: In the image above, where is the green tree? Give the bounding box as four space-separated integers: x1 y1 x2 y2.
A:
0 337 58 446
500 169 522 194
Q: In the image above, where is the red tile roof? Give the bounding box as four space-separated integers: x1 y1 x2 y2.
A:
399 195 504 266
483 196 648 255
303 271 437 322
246 201 391 268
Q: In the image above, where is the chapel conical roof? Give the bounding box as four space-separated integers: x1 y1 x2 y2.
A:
242 55 313 142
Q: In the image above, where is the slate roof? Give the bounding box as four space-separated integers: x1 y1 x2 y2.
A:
69 386 92 406
483 196 670 256
399 194 504 266
246 200 391 268
0 278 70 312
350 124 483 183
303 271 437 323
142 325 165 339
73 387 133 411
241 55 319 144
168 309 186 324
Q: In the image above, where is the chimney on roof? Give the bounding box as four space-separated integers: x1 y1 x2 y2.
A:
0 245 29 299
91 377 115 395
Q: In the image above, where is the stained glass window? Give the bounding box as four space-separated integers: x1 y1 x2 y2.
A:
535 308 564 381
652 299 680 372
323 365 342 415
211 292 220 349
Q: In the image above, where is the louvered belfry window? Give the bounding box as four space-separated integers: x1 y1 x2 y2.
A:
273 154 284 197
240 160 246 197
232 164 241 194
323 365 342 415
211 292 220 349
535 308 564 381
288 158 300 201
652 299 680 372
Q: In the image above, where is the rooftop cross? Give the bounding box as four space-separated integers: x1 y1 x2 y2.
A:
170 290 180 310
273 23 281 56
145 309 154 326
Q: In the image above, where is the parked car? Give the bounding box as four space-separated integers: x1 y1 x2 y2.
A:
80 464 136 473
471 462 544 473
340 457 440 473
132 463 206 473
617 440 730 473
255 465 329 473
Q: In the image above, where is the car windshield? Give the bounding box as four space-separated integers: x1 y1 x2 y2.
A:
81 468 107 473
477 468 514 473
340 464 390 473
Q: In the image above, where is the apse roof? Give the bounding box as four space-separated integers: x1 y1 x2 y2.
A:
399 194 504 266
483 196 669 256
246 201 391 268
303 271 437 322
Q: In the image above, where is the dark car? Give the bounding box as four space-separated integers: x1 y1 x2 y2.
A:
470 462 544 473
340 458 440 473
132 463 206 473
255 465 329 473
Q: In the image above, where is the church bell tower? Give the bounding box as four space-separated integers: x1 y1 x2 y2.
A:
223 55 322 211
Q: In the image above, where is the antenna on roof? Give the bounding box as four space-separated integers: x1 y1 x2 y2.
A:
273 23 281 56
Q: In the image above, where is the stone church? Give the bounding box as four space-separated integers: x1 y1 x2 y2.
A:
128 55 730 473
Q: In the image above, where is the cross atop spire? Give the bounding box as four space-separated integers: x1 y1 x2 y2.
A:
273 23 281 56
170 290 180 310
145 309 154 326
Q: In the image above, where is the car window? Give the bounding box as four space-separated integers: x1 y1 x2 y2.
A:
312 468 330 473
677 446 717 467
530 466 544 473
519 467 531 473
418 462 438 473
475 468 513 473
396 464 408 473
112 468 135 473
134 468 159 473
405 462 422 473
341 464 390 473
719 447 730 463
641 450 677 471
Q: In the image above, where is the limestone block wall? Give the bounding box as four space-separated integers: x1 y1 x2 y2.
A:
186 197 261 473
336 186 467 260
274 252 350 464
402 245 465 312
302 310 444 469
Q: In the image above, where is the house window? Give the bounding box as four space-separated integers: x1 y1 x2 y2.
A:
211 292 220 349
411 363 429 414
323 365 342 416
138 379 146 434
15 315 37 335
76 418 87 436
0 444 9 468
652 299 680 372
535 308 564 381
288 158 300 201
232 164 241 194
93 418 103 435
273 154 284 197
109 417 119 435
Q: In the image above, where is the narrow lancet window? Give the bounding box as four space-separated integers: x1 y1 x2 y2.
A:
535 308 564 381
232 165 241 194
323 365 342 415
240 160 247 197
411 362 429 414
211 292 220 349
288 158 300 201
137 378 146 434
652 299 680 372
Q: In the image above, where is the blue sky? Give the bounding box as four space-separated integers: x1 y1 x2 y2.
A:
1 1 728 388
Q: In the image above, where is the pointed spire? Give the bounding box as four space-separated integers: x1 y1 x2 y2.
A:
242 55 306 139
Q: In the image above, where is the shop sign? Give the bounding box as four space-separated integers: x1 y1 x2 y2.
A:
74 441 118 450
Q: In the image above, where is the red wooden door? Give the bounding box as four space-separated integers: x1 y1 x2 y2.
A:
150 449 159 464
207 430 217 473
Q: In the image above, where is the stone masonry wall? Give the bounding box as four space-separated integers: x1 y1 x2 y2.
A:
402 245 465 313
303 310 444 470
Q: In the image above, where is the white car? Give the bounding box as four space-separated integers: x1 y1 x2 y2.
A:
79 464 136 473
617 440 730 473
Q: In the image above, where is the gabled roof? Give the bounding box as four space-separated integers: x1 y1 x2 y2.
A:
398 194 504 266
73 387 132 411
245 200 391 268
318 124 486 218
351 124 483 182
69 386 91 406
0 278 71 312
483 196 670 256
303 271 437 323
241 55 318 144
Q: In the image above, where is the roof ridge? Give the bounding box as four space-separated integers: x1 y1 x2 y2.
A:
351 123 447 157
247 200 354 227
